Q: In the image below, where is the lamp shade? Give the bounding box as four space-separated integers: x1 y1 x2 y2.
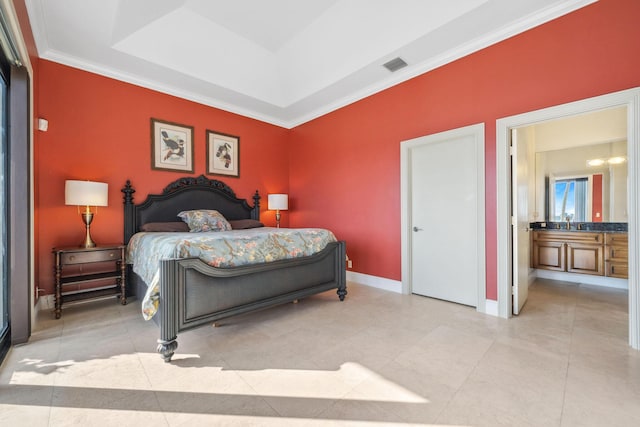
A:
65 180 109 206
268 194 288 210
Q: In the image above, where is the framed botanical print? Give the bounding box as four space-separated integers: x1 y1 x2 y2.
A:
206 130 239 177
151 118 194 172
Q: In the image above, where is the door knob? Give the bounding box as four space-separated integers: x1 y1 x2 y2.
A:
413 226 423 232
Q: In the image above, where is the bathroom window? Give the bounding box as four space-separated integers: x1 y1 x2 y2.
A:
553 177 588 222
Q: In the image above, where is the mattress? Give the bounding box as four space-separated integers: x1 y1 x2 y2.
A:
126 227 337 319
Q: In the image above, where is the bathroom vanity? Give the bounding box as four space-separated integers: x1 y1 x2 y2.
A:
531 223 628 279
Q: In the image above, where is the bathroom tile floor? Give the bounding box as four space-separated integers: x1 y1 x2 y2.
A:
1 279 639 426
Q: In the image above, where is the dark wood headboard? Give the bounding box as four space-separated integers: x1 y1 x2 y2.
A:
122 175 260 244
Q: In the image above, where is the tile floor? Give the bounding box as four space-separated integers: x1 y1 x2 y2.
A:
1 279 639 426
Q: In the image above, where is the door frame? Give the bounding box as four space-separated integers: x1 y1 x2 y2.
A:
496 88 640 350
401 123 486 312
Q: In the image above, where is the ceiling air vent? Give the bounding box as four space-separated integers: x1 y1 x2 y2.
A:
383 57 408 72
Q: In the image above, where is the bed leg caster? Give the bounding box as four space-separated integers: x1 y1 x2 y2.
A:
337 288 347 301
157 338 178 363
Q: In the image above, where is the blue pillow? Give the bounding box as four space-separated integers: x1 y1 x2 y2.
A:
177 210 232 232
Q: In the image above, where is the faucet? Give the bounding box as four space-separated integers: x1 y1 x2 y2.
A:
565 216 571 230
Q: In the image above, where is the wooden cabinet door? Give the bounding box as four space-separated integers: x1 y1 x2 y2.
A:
532 240 565 271
566 242 604 276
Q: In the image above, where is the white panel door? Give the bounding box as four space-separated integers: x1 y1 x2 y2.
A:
410 132 479 306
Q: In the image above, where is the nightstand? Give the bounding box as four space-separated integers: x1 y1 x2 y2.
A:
52 244 127 319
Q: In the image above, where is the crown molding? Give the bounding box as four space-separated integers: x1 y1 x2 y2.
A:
33 0 597 129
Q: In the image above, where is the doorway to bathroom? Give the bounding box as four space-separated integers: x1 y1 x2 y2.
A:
497 88 640 349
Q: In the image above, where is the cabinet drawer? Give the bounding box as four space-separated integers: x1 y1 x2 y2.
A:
605 233 628 246
60 248 122 265
605 246 628 261
606 262 628 279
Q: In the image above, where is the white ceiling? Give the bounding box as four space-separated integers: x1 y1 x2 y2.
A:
26 0 596 128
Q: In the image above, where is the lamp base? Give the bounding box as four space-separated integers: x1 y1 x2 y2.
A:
80 211 96 248
81 237 96 249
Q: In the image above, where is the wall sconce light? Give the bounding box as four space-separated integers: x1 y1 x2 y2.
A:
268 194 288 228
607 156 626 165
587 156 626 167
586 158 605 167
65 180 109 248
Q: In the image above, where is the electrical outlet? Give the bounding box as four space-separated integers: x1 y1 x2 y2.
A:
347 259 353 269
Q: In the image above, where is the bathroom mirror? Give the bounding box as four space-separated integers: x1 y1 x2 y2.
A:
535 141 627 222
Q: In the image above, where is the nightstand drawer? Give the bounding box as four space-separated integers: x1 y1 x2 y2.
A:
60 248 122 265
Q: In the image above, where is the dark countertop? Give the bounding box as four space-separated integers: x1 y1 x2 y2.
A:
532 229 628 234
530 222 627 233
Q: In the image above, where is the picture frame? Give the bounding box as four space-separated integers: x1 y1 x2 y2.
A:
151 118 194 173
206 130 240 177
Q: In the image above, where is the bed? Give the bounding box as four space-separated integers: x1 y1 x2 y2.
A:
122 175 347 362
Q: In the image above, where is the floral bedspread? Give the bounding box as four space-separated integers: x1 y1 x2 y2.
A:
127 227 337 320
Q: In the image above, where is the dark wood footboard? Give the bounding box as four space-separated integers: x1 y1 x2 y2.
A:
156 241 346 362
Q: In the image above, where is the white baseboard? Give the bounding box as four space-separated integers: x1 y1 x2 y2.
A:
33 294 54 325
346 271 402 293
37 294 54 312
347 272 500 319
484 299 499 316
535 269 628 289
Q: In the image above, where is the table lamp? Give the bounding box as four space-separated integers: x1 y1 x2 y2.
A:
268 194 288 228
65 180 109 248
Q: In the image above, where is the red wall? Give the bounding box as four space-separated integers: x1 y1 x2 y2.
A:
36 61 289 295
592 174 603 222
289 0 640 299
34 0 640 300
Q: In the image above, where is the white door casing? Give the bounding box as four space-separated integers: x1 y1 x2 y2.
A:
497 88 640 350
401 123 486 311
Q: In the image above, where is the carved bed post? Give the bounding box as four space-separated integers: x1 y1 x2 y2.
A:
122 180 136 244
122 181 136 299
252 190 261 220
336 241 347 301
157 259 179 362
